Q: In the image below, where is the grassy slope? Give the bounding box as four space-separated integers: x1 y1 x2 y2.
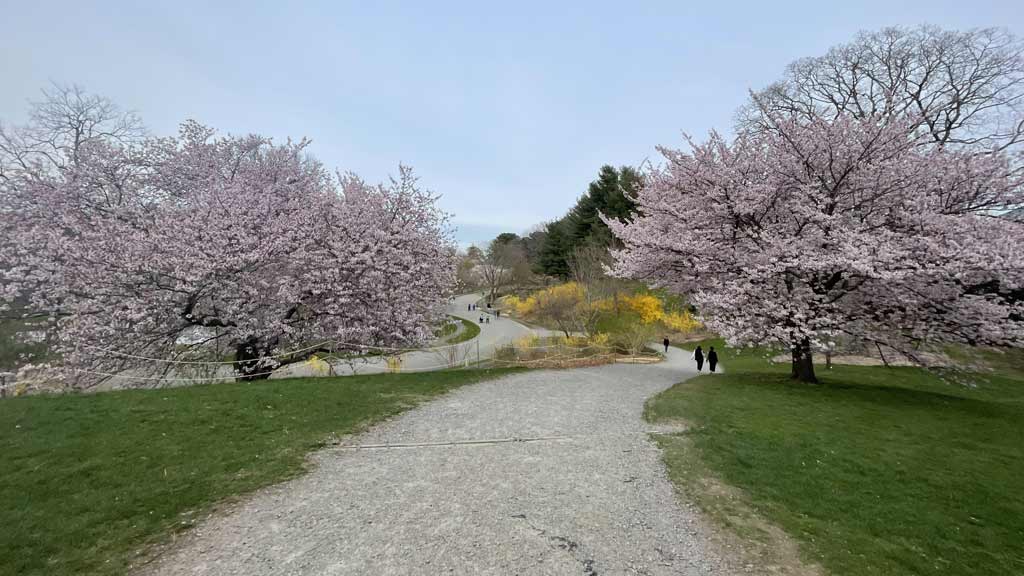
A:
0 368 519 576
646 340 1024 576
446 316 482 345
434 319 460 339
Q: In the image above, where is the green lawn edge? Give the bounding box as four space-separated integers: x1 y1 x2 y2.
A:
645 339 1024 576
445 316 482 345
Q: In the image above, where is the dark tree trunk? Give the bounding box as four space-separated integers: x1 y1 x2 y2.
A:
234 336 275 381
791 337 818 383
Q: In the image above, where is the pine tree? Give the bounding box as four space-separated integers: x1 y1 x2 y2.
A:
536 221 571 278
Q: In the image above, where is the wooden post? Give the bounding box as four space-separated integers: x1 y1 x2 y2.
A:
0 372 12 398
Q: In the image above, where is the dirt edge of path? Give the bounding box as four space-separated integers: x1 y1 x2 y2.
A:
650 424 826 576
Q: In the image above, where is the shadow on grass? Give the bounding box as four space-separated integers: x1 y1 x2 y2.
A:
647 348 1024 576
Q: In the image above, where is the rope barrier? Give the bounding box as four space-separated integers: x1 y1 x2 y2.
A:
79 334 587 366
54 342 643 385
79 337 483 365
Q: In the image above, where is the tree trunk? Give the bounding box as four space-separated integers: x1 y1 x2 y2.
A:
791 337 818 383
234 336 275 381
875 342 891 367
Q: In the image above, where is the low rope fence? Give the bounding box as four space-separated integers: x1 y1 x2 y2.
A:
8 336 663 394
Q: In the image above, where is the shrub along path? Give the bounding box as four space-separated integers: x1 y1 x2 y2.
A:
139 347 741 575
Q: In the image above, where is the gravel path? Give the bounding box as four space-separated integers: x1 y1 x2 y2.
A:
140 347 738 575
275 293 546 378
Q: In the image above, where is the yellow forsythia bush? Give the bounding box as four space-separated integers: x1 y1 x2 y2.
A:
505 295 538 316
537 282 584 307
384 355 403 373
662 309 703 333
621 293 664 324
306 354 332 376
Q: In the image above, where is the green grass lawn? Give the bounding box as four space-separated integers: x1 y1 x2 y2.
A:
0 368 519 576
647 340 1024 576
445 316 482 345
434 318 460 339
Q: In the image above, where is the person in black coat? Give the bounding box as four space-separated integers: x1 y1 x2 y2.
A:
693 345 704 372
663 337 670 353
708 347 719 373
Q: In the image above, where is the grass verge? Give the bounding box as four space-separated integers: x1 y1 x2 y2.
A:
0 368 520 576
647 339 1024 576
445 316 481 345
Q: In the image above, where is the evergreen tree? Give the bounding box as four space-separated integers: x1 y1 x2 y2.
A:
524 165 643 278
536 221 571 278
494 232 520 246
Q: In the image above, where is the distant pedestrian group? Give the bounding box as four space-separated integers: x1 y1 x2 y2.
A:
692 345 718 373
469 300 500 323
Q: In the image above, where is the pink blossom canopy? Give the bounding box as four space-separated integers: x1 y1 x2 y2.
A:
1 121 456 384
608 114 1024 359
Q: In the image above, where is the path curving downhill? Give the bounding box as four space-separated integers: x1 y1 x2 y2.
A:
139 347 738 575
276 293 543 378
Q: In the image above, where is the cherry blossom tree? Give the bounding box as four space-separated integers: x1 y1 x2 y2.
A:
1 91 455 386
608 113 1024 382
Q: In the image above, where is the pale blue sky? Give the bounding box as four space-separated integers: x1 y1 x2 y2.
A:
2 1 1021 246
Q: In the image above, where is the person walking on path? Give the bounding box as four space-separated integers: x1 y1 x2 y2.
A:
693 345 704 372
663 337 670 354
708 347 718 373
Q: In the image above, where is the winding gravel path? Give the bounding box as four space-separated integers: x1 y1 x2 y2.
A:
275 293 547 378
140 347 738 575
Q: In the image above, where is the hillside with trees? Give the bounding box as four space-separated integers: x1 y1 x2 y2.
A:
535 165 642 278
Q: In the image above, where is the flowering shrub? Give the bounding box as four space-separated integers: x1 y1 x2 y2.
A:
1 97 456 387
608 113 1024 381
504 295 537 316
305 354 333 376
662 309 703 334
493 334 615 367
512 283 704 343
620 294 664 324
384 356 403 373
